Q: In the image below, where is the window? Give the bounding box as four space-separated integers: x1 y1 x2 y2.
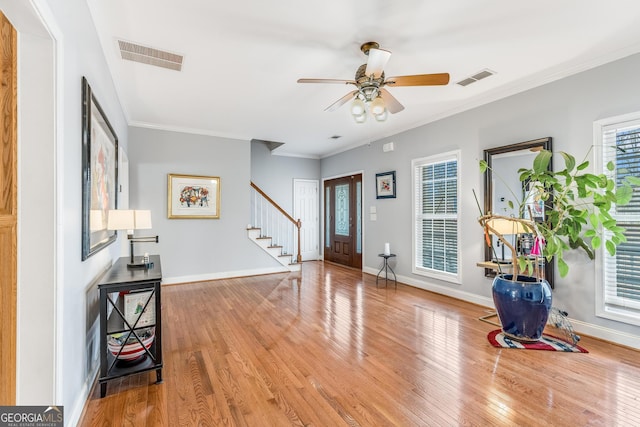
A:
595 113 640 325
412 150 461 283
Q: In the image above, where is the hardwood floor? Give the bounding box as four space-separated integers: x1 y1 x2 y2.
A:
79 261 640 426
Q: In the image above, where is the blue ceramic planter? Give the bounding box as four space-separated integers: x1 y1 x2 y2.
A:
492 274 552 342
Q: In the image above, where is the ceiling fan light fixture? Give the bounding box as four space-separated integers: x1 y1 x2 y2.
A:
374 109 388 122
353 112 367 124
351 97 366 116
370 96 386 115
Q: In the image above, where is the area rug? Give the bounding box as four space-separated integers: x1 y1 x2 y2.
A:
487 329 588 353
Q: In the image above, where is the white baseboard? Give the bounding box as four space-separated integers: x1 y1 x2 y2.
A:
363 266 494 308
67 365 99 427
363 267 640 350
162 266 289 285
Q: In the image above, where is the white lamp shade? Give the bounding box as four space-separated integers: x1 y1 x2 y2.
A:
107 209 152 230
134 210 152 229
353 112 367 123
351 98 365 115
487 218 533 235
107 210 135 230
374 109 388 122
370 96 386 115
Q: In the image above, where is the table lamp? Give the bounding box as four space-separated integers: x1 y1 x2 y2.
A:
107 209 159 268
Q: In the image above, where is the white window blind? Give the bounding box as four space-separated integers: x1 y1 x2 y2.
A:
412 151 461 283
596 115 640 324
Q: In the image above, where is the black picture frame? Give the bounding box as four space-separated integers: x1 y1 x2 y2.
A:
81 77 119 260
376 171 396 199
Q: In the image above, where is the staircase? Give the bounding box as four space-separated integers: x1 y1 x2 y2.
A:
247 227 300 272
249 182 302 272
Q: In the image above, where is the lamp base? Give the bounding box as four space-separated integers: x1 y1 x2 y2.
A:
127 262 147 268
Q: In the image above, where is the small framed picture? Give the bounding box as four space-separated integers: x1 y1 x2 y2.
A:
168 173 220 219
376 171 396 199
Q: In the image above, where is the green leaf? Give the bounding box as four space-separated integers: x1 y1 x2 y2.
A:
606 240 616 256
479 160 488 173
507 200 514 209
576 161 589 171
584 229 596 238
589 213 599 228
616 185 633 205
606 161 615 171
560 151 576 172
592 236 601 249
625 176 640 185
558 257 569 278
533 150 552 174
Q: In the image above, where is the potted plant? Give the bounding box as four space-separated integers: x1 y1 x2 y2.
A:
478 148 639 342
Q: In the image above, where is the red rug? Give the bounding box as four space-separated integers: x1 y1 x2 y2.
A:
487 329 588 353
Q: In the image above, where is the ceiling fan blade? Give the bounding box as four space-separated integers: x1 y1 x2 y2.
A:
297 78 356 85
324 90 358 112
379 88 404 114
365 48 391 78
385 73 450 86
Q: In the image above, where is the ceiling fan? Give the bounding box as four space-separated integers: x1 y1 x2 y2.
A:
297 41 449 122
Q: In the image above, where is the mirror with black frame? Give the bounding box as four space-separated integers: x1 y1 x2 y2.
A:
482 137 554 288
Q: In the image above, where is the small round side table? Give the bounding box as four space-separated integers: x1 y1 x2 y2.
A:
376 253 397 289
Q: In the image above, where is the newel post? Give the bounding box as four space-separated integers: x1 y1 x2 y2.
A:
296 219 302 263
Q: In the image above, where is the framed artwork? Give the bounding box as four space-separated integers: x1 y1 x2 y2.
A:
124 291 155 328
376 171 396 199
81 77 118 260
168 173 221 219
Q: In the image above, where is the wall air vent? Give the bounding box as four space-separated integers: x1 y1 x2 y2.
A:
118 40 183 71
456 69 496 87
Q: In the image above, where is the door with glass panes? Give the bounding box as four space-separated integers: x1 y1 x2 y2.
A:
324 174 362 269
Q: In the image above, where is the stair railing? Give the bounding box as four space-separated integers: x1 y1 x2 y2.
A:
250 182 302 263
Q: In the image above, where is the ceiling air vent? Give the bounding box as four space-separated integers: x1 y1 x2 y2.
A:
118 40 183 71
456 69 495 87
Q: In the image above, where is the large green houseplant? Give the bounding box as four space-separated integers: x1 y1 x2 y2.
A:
477 148 639 342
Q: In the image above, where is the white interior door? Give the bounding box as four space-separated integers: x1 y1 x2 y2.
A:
294 179 319 261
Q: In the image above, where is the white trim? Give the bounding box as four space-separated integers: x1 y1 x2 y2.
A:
411 150 462 284
162 266 290 285
593 112 640 327
28 0 66 408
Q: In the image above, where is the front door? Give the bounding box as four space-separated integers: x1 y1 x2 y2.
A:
324 174 362 269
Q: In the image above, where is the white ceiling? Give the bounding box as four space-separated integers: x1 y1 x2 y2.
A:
87 0 640 158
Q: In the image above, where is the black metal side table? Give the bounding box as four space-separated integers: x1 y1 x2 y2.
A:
376 253 397 288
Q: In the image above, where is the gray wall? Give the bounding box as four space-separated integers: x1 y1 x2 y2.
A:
321 52 640 345
250 140 321 211
128 128 280 282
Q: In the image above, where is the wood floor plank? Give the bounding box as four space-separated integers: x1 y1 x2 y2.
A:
79 261 640 426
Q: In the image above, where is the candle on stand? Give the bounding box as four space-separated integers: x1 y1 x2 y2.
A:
384 243 391 256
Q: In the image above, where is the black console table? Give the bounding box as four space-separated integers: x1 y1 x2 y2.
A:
98 255 162 397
